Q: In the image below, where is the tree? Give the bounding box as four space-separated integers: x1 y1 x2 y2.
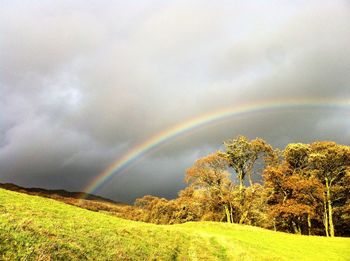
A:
223 136 275 192
185 152 233 223
308 141 350 237
333 169 350 236
234 183 270 226
174 187 203 223
264 163 323 235
134 195 177 224
284 143 310 170
264 143 324 235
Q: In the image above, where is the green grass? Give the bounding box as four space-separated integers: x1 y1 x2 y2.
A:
0 189 349 260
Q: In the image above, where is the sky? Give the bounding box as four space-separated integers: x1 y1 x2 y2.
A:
1 0 350 203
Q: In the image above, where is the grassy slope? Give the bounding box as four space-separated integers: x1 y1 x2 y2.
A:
1 189 349 261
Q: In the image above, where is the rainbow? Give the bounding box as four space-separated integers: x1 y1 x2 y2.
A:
83 98 350 196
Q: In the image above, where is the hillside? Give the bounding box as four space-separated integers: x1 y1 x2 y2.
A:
0 183 133 217
1 188 349 260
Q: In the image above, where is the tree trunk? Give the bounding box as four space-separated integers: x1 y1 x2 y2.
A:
328 201 334 237
239 177 244 194
307 214 312 236
247 173 253 187
229 204 234 224
239 211 248 224
292 221 301 235
323 198 329 237
325 178 335 237
224 205 232 223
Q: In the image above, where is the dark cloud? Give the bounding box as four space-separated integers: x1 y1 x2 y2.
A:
1 1 349 203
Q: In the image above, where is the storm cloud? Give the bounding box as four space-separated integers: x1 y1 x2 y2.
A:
1 0 349 202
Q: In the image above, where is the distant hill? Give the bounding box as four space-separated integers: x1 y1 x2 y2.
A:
1 188 349 260
0 182 117 203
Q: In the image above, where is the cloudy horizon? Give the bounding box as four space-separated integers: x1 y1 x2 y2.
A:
1 0 349 203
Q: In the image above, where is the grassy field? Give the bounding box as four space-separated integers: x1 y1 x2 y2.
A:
0 188 349 260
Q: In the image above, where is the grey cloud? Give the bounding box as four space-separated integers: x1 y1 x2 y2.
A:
0 0 349 202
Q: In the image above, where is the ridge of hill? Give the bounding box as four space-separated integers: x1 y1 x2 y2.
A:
1 188 350 260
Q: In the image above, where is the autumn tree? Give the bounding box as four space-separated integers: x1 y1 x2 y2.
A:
285 143 324 235
333 169 350 236
185 152 234 223
223 136 275 192
173 187 203 222
308 141 350 237
231 183 270 226
134 195 178 224
264 144 323 235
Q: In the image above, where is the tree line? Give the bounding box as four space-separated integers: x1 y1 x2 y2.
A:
126 136 350 237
